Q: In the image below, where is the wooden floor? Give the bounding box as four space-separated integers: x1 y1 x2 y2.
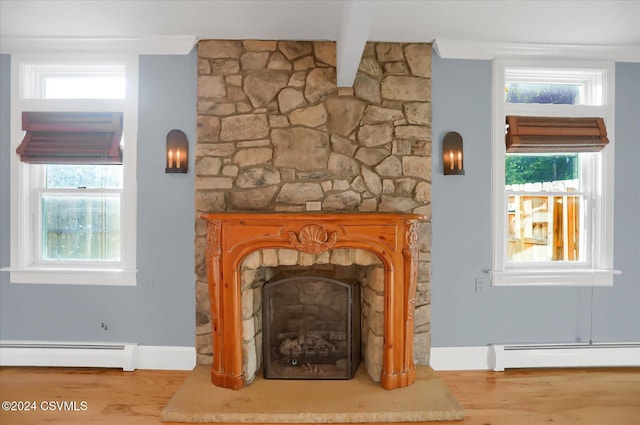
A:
0 366 638 425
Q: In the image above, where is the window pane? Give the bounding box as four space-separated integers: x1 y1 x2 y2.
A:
507 195 582 262
506 154 579 187
44 77 125 99
41 195 120 261
505 83 580 105
22 63 126 99
506 154 584 263
46 165 122 189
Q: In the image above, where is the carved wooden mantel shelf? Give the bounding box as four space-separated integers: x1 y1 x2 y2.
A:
200 212 425 391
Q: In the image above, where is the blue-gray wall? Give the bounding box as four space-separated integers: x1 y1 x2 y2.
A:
1 52 638 349
0 52 197 346
431 56 640 347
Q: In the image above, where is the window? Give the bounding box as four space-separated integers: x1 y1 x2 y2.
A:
491 60 617 286
6 54 138 285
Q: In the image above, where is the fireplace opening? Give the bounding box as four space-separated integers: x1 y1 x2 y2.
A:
241 259 384 385
262 275 361 380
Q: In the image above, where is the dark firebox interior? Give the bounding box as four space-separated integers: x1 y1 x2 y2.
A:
263 269 361 380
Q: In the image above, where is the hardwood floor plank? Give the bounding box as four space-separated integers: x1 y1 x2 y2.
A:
0 367 188 425
438 368 640 425
1 367 638 425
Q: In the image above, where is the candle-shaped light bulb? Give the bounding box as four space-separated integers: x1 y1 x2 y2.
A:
177 150 181 169
449 150 454 170
457 150 462 170
168 149 173 168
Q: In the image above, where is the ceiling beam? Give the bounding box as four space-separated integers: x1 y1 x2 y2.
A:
336 0 378 87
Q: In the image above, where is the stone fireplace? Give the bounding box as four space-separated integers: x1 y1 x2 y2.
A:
194 40 432 389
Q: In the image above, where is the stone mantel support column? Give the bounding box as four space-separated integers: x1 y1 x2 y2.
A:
201 212 424 390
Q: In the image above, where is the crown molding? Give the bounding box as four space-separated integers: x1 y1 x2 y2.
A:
0 36 197 55
434 39 640 63
3 35 638 63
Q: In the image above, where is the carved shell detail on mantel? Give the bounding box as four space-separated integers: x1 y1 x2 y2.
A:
287 224 338 254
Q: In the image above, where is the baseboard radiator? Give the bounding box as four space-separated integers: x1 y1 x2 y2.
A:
0 341 137 371
489 342 640 371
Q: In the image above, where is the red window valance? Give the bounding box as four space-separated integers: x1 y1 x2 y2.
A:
506 116 609 153
16 111 123 164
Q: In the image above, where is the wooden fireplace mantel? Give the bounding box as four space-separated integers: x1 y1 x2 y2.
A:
200 212 425 390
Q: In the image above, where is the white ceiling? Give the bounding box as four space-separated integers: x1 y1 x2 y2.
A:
1 1 639 83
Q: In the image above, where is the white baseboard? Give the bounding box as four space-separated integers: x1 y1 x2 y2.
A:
430 343 640 371
134 345 196 370
430 346 492 370
2 341 637 372
0 341 196 371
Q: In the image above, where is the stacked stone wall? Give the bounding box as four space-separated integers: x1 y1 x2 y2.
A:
195 40 432 367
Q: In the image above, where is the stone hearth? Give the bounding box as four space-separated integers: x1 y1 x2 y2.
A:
161 365 465 423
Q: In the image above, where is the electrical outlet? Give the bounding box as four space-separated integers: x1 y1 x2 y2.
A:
475 277 488 292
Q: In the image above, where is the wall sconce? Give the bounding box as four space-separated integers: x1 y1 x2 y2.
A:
443 131 465 175
165 129 188 173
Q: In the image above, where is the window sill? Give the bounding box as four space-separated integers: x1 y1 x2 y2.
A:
2 267 137 286
490 268 621 287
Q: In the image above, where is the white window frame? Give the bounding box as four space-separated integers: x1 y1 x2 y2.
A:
491 59 618 286
5 53 138 285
